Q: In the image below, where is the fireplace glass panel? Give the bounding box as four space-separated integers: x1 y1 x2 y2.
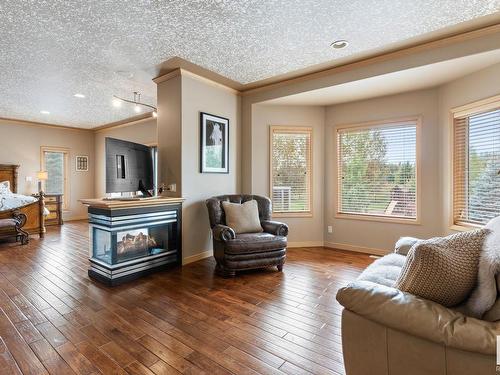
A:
92 227 112 264
116 223 177 263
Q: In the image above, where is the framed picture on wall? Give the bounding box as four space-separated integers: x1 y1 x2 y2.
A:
75 155 88 171
200 112 229 173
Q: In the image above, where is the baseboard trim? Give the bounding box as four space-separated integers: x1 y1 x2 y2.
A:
288 241 324 248
64 216 88 222
324 242 390 256
182 250 213 265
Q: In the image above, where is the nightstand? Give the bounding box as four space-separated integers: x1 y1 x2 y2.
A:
33 193 63 226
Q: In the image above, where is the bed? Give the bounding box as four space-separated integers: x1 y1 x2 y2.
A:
0 164 45 238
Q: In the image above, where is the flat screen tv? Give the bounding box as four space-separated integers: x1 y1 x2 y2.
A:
105 137 154 196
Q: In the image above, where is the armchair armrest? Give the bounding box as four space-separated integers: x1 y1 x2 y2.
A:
261 220 288 237
336 281 498 355
212 224 236 242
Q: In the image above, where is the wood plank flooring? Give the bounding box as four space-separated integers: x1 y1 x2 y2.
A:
0 221 373 375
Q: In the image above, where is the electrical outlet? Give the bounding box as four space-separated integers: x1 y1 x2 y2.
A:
167 183 176 192
327 226 333 234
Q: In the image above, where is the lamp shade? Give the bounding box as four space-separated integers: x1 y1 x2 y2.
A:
36 171 48 180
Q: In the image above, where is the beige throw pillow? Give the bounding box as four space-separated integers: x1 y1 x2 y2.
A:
222 200 263 234
394 229 489 307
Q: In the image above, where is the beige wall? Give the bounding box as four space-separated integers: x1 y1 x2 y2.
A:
157 75 183 197
94 118 157 197
438 63 500 234
156 72 240 262
251 104 325 246
0 119 94 220
240 28 500 193
324 89 442 253
180 75 240 261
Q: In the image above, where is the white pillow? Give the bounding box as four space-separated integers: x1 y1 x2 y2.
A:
0 181 12 195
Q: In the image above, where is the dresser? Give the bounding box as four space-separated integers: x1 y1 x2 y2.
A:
33 193 63 226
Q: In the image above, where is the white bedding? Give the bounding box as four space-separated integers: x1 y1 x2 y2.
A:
0 180 49 215
0 193 38 212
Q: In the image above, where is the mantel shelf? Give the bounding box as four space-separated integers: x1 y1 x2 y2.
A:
80 196 185 209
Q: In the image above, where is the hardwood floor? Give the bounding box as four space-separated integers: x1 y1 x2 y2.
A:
0 221 373 375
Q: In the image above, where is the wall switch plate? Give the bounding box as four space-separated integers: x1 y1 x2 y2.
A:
327 226 333 234
25 176 33 182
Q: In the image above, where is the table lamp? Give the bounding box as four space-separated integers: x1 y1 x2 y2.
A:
36 171 48 193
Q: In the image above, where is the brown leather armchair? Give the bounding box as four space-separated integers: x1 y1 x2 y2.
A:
206 194 288 277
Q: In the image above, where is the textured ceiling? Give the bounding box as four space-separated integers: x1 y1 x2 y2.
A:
0 1 499 128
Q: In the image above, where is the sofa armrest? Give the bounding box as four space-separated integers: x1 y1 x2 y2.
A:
212 224 236 242
336 281 498 355
394 237 422 255
261 220 288 237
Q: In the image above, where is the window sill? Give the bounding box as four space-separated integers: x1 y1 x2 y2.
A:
272 212 313 219
335 213 420 225
449 223 481 232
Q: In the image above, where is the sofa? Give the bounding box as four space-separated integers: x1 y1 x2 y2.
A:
336 246 498 375
206 194 288 277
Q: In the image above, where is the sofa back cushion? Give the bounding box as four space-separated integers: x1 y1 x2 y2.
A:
394 229 489 307
222 200 263 234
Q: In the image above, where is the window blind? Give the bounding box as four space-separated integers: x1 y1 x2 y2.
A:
337 120 418 220
270 127 312 215
453 107 500 226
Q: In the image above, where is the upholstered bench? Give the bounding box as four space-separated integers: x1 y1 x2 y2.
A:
0 211 29 245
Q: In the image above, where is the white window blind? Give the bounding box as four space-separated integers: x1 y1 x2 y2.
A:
270 127 312 215
453 106 500 226
337 120 418 220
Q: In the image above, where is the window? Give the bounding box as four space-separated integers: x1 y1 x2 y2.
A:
453 99 500 227
270 127 312 216
41 147 69 209
337 118 419 222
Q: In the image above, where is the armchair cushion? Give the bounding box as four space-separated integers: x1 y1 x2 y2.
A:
222 200 263 234
224 232 287 254
261 220 289 237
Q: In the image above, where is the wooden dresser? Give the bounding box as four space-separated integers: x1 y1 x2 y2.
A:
33 193 63 226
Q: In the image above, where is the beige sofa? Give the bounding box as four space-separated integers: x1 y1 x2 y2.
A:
336 252 498 375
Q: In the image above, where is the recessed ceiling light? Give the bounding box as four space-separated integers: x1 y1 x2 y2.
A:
74 93 85 98
40 110 50 115
112 98 122 108
331 40 349 49
115 70 134 79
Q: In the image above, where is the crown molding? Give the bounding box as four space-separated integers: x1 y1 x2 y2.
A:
0 113 156 134
92 112 155 132
154 68 240 95
0 117 92 132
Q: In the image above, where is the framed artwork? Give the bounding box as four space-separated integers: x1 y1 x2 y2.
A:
75 155 88 171
200 112 229 173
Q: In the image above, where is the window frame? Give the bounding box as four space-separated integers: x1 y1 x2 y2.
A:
269 126 313 218
450 95 500 230
335 116 422 224
40 146 70 210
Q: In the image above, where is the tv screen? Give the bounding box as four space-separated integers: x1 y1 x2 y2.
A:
105 137 154 194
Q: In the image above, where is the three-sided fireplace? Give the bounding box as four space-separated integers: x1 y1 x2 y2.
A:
87 202 182 285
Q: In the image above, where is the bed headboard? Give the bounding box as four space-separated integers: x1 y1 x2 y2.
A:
0 164 19 193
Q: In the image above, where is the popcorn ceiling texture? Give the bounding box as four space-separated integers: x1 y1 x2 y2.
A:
0 0 498 128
